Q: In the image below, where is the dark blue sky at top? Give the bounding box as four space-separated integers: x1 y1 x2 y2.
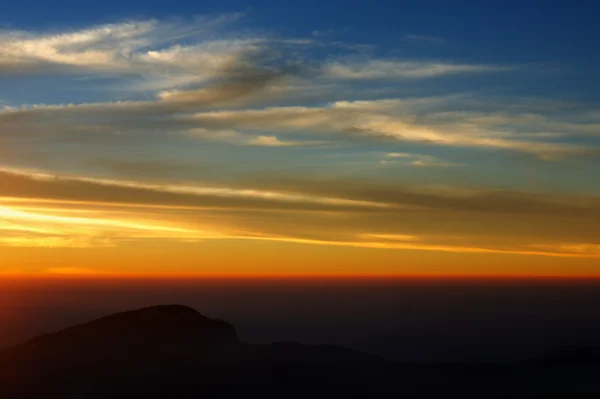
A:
2 0 598 62
2 0 599 104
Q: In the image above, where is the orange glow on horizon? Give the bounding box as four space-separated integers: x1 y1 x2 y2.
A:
2 195 600 278
3 271 600 280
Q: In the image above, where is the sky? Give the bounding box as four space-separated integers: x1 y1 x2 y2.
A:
1 0 599 277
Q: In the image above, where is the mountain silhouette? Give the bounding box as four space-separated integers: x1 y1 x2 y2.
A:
1 305 599 398
7 304 237 351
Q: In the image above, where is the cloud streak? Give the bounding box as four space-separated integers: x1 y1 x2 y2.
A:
0 16 257 87
1 19 596 159
382 152 461 167
1 167 600 260
2 95 595 158
1 196 599 259
325 59 511 79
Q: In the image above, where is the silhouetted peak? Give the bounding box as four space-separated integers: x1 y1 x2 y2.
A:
2 306 600 398
7 305 238 356
86 304 217 331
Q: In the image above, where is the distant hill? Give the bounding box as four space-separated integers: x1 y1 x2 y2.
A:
1 305 599 398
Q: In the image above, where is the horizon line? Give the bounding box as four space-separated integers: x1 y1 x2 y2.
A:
2 272 600 280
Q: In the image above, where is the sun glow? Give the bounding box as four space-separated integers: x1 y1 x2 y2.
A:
0 205 195 233
0 200 231 250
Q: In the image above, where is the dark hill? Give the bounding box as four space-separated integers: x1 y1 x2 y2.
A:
5 304 237 353
1 305 599 398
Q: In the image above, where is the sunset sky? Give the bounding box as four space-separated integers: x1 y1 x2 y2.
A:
1 1 599 277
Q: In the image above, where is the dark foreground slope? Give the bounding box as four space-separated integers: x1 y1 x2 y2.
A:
0 305 599 398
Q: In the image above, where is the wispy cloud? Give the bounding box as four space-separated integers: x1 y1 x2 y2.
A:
0 167 395 211
0 16 257 89
383 152 462 167
5 93 592 158
1 19 594 159
2 167 600 259
325 59 511 79
410 159 461 167
187 128 324 147
1 195 599 259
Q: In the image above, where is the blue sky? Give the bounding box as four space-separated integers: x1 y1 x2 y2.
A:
1 1 600 275
3 1 598 60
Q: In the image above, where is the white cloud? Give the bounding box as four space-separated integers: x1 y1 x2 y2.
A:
0 20 157 69
0 16 261 90
0 18 595 161
0 94 593 157
326 60 511 79
385 152 415 158
0 18 513 96
382 152 461 168
411 160 461 168
186 128 321 147
187 102 589 156
247 135 295 146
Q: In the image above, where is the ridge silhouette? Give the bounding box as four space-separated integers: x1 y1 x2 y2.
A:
0 305 599 398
